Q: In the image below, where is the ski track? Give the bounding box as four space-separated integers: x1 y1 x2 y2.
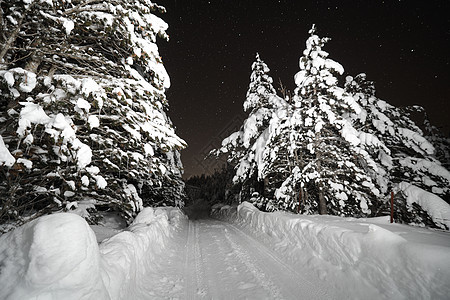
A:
180 218 330 300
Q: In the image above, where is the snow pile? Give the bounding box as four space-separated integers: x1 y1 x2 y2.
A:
0 213 107 299
99 207 186 299
0 207 186 300
213 202 450 299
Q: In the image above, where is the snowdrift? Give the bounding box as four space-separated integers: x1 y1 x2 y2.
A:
213 202 450 299
0 207 186 300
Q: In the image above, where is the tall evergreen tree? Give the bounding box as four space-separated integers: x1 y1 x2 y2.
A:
0 0 186 226
213 53 285 200
273 25 380 216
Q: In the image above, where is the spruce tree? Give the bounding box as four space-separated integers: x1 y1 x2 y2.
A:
0 0 186 226
213 53 285 201
345 74 450 205
275 25 380 216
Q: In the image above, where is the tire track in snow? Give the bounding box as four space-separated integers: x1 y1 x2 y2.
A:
184 220 195 299
193 221 208 298
226 222 330 300
184 220 208 299
224 227 285 300
183 219 330 299
199 221 277 299
197 221 225 300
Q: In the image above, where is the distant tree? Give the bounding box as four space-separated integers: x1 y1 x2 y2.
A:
0 0 186 227
185 163 236 205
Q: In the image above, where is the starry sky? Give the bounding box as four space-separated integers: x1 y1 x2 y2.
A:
157 0 450 179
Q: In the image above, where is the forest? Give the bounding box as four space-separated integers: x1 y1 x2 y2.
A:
193 27 450 229
0 0 449 233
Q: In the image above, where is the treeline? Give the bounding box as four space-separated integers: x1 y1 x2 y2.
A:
211 25 450 229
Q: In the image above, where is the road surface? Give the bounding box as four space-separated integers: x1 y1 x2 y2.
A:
145 218 330 299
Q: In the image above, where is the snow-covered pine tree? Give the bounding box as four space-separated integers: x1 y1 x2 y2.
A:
260 100 309 212
213 53 285 202
275 25 381 216
0 0 186 226
345 74 450 207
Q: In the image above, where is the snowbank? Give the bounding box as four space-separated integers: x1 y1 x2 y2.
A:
213 202 450 299
0 207 186 300
0 213 107 299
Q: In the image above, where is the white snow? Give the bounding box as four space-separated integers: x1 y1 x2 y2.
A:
340 120 361 146
397 127 435 155
0 207 185 300
63 19 74 35
81 78 103 98
143 143 154 156
81 175 89 186
213 202 450 299
74 141 92 169
75 98 91 112
16 158 32 169
3 71 14 86
398 182 450 230
88 115 99 128
94 175 107 189
86 166 100 175
0 135 15 167
16 102 96 172
0 213 107 299
18 71 37 93
1 202 449 299
399 157 450 183
17 102 51 137
64 191 75 198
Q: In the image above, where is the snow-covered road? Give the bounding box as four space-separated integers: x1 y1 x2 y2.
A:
148 218 329 300
1 205 448 299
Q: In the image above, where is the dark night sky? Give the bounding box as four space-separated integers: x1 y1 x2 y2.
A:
157 0 450 179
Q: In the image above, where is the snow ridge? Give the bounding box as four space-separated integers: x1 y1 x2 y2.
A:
0 207 185 300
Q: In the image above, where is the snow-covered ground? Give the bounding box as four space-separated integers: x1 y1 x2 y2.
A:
213 202 450 299
1 202 449 299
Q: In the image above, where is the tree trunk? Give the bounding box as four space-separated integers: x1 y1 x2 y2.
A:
263 176 269 198
318 187 327 215
315 130 327 215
